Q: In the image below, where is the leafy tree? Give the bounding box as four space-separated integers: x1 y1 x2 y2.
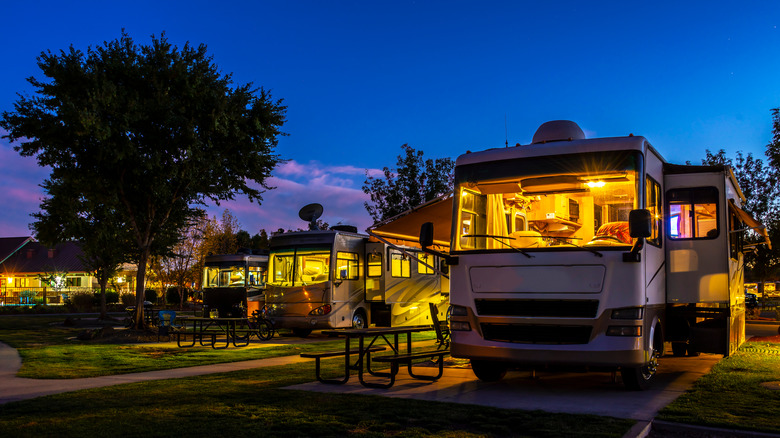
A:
251 230 270 250
236 230 252 250
1 32 286 328
362 144 454 223
33 178 129 320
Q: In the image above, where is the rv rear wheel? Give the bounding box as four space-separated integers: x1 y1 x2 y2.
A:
671 341 688 357
292 328 312 338
471 360 507 382
352 310 367 329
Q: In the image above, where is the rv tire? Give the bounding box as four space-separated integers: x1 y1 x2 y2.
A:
671 342 687 357
292 328 312 338
471 360 507 382
352 310 367 329
622 325 662 390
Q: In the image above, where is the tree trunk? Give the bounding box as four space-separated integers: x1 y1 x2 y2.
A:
99 277 108 320
134 250 150 329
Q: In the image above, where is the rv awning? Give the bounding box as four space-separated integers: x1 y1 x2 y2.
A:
368 193 453 248
728 200 771 249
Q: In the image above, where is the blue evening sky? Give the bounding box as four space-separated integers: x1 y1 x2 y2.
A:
1 1 779 237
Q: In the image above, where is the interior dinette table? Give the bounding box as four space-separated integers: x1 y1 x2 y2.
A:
176 316 252 349
310 325 440 388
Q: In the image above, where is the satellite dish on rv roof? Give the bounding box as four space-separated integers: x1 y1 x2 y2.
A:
298 203 324 229
531 120 586 144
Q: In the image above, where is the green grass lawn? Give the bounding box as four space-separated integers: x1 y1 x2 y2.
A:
0 315 636 437
0 315 436 379
657 341 780 434
0 359 634 438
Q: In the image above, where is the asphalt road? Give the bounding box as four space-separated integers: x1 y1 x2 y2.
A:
747 321 780 338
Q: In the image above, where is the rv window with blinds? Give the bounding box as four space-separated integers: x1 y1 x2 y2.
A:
336 252 359 280
366 252 382 277
390 251 411 278
417 253 435 275
667 187 719 239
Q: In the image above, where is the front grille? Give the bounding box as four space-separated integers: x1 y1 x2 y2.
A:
474 299 599 318
481 323 592 344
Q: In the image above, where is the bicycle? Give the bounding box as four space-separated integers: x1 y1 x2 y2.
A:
247 309 275 341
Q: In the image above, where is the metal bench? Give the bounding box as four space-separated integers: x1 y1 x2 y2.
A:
300 346 387 384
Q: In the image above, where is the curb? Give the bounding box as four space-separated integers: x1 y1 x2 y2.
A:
651 420 780 438
622 420 651 438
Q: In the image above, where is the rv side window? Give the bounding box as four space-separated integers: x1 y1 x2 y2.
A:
646 176 662 247
417 253 435 275
390 252 411 278
366 252 382 277
729 208 744 259
667 187 719 239
336 252 359 280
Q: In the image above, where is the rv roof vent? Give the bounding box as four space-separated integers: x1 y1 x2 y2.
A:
331 225 358 233
531 120 585 144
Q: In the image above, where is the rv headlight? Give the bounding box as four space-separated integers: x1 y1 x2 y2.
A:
450 321 471 331
611 307 643 320
308 304 332 316
450 305 469 317
606 326 642 337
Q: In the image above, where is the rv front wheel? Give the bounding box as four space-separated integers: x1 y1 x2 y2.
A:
352 310 367 329
621 327 662 390
471 360 507 382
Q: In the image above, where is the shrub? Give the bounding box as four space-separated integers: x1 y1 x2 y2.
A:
166 287 189 305
105 291 119 304
144 289 158 304
69 291 94 312
120 293 135 306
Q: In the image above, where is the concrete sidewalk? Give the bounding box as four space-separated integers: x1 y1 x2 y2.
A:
286 354 719 422
0 341 309 405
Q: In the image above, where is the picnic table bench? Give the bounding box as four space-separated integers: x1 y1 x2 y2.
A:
300 346 388 384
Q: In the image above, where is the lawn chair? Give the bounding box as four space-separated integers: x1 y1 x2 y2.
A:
428 302 450 350
157 310 180 341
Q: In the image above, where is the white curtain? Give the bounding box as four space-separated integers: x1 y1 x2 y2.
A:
486 194 508 249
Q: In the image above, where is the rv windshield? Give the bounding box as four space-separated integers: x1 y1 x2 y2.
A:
203 265 247 288
453 150 641 251
268 247 331 286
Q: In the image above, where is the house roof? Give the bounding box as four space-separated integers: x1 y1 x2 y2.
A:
0 237 34 265
0 241 89 275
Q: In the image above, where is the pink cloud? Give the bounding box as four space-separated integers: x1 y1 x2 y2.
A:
202 160 376 236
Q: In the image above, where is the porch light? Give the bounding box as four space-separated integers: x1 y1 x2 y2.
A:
586 181 606 188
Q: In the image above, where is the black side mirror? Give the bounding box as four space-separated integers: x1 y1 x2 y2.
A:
420 222 434 248
628 209 652 238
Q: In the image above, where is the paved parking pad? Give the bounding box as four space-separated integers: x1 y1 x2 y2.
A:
286 354 720 421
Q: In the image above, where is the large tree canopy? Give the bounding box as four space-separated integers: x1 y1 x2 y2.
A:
1 31 286 327
362 144 454 223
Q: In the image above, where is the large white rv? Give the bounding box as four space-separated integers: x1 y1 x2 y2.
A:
263 204 450 337
419 120 768 390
